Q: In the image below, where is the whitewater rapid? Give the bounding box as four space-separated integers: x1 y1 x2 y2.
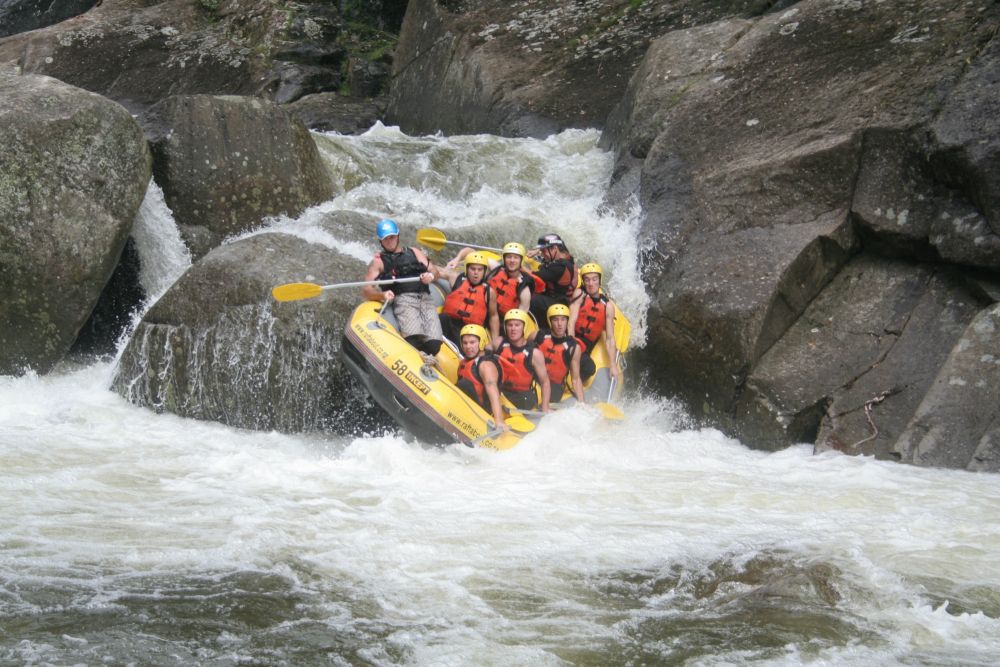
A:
2 127 999 665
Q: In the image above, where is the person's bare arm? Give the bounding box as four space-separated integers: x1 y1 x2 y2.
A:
569 346 586 403
532 349 552 412
361 257 390 302
479 361 509 430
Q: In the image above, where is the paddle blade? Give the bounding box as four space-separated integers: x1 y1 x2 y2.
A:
505 414 535 433
614 310 632 353
271 282 323 302
416 228 447 251
594 402 624 420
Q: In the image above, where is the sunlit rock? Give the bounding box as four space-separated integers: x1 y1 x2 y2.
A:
113 211 392 434
0 69 150 375
141 94 335 259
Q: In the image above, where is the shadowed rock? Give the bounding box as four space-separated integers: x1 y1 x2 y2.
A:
387 0 777 137
599 0 1000 467
0 69 150 375
740 256 988 456
0 0 98 38
893 303 1000 470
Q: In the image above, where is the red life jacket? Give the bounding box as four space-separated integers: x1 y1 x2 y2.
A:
442 275 490 325
535 331 578 385
487 268 530 316
457 354 502 407
576 293 609 350
495 339 537 393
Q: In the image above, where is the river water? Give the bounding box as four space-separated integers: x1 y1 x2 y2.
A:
2 128 999 665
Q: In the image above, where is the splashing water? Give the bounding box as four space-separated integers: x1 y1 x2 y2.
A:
2 128 999 665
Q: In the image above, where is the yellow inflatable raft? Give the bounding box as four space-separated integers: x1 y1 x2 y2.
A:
340 280 627 450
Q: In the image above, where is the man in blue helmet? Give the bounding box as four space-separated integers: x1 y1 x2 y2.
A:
362 218 444 361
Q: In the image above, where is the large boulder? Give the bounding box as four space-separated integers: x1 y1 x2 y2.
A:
0 0 266 114
141 94 335 259
600 0 1000 467
386 0 776 137
0 69 150 375
112 210 392 433
0 0 385 118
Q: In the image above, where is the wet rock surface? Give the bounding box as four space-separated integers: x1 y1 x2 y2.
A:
112 211 394 434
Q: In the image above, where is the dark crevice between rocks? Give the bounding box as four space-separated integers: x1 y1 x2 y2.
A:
744 0 802 18
72 237 146 356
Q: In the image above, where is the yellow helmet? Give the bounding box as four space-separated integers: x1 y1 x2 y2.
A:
503 308 530 326
547 303 570 326
579 262 603 280
502 242 526 258
459 323 489 351
464 252 489 270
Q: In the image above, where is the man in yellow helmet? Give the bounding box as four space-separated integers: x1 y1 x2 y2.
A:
488 308 551 412
438 251 496 345
485 242 535 340
528 303 586 404
569 262 620 383
455 324 508 431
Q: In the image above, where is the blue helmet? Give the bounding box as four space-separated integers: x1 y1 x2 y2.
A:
376 218 399 240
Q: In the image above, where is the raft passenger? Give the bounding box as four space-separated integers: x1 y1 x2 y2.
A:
438 251 495 345
489 309 551 413
569 262 620 383
530 303 587 404
455 324 508 432
362 218 443 362
526 233 577 326
485 242 535 341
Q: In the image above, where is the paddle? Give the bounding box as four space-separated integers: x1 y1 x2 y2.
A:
469 413 533 446
271 277 421 302
416 228 504 253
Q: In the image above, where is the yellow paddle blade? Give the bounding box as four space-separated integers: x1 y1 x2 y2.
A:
271 282 323 302
505 413 535 433
613 309 632 353
416 227 447 251
594 402 624 420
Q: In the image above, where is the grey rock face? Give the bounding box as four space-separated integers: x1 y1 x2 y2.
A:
741 256 987 456
387 0 769 137
285 93 384 134
600 0 1000 469
113 213 392 434
893 303 1000 470
0 70 150 375
141 95 335 260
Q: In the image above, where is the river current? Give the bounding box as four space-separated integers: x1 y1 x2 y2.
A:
2 127 999 665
